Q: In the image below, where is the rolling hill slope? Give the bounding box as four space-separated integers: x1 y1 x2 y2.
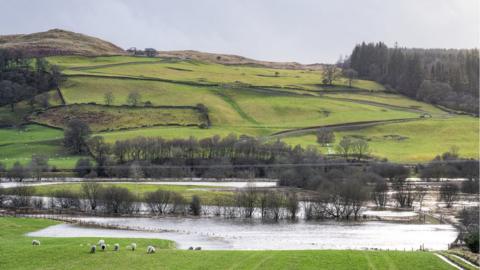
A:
0 29 125 57
0 30 478 167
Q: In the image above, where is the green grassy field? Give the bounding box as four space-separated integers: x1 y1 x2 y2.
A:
0 217 456 270
30 104 206 132
0 124 84 169
0 55 478 166
49 55 385 91
281 116 479 162
13 183 232 204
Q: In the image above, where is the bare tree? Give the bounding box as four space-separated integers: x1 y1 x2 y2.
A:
126 91 141 106
343 68 358 88
64 119 91 154
351 139 370 160
236 184 257 218
416 185 428 211
145 189 173 215
81 182 102 211
322 65 340 85
104 91 115 105
7 161 27 182
439 182 459 208
372 178 389 208
316 129 335 146
336 137 354 160
285 191 299 220
29 154 49 181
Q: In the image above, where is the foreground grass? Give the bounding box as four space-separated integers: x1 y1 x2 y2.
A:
10 183 233 204
0 217 455 270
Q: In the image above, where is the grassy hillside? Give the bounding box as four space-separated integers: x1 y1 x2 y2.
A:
50 55 384 91
281 117 479 162
0 54 478 167
30 104 207 132
0 217 456 270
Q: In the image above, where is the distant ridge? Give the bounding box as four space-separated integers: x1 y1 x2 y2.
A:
0 29 323 69
157 50 323 70
0 29 126 57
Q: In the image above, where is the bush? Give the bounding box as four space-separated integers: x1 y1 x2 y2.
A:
465 230 479 253
101 186 137 214
9 186 35 207
51 189 81 209
189 195 201 216
74 158 93 177
145 189 173 215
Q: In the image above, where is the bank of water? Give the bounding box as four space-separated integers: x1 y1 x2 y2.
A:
27 216 457 251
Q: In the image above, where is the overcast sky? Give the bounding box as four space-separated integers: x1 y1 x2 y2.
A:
0 0 478 63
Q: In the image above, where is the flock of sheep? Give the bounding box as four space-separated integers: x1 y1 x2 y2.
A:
32 239 202 253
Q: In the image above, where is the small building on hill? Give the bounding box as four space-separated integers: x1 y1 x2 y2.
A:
145 48 157 57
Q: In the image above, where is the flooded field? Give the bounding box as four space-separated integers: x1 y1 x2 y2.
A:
28 216 457 251
0 180 277 189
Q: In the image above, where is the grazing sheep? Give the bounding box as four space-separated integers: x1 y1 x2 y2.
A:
195 247 202 250
98 240 105 246
147 246 156 254
100 243 106 251
114 244 120 251
131 243 137 251
90 245 96 253
188 246 194 250
32 240 41 246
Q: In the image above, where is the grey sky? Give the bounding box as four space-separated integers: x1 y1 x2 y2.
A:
0 0 478 63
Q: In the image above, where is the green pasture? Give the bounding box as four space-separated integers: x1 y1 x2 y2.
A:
281 116 479 162
50 55 385 91
0 124 84 169
17 183 233 204
0 217 456 270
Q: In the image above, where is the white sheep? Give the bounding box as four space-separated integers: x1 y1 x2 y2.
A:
98 239 105 246
32 240 41 246
147 245 156 254
131 243 137 251
90 245 96 253
114 243 120 251
100 243 106 251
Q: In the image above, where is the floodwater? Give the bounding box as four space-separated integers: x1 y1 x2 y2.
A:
0 181 277 189
28 216 457 251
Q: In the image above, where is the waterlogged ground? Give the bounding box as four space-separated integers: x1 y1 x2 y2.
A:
28 216 457 251
0 180 277 188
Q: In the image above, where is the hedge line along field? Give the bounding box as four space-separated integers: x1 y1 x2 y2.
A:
30 104 207 132
13 183 233 204
0 217 456 270
281 116 480 162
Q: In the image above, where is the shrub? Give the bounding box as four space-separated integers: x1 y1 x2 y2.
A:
9 186 35 207
51 189 81 209
101 186 137 214
189 195 202 216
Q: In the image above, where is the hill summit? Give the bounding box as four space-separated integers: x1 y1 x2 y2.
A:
0 29 126 57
